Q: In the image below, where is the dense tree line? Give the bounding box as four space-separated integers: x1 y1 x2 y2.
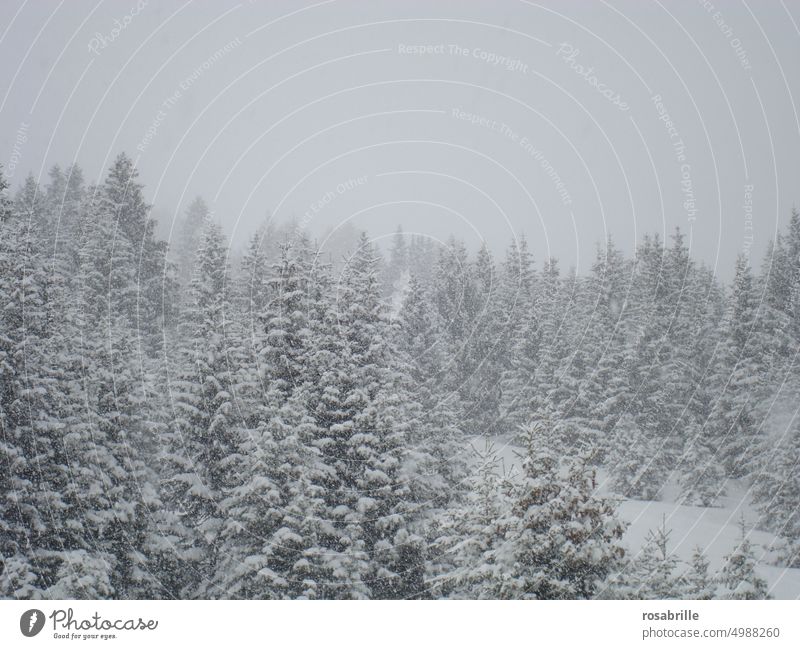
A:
1 154 797 599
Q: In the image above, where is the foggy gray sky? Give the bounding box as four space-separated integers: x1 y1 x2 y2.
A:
2 0 800 277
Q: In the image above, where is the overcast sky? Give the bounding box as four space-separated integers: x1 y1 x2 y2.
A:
2 0 800 277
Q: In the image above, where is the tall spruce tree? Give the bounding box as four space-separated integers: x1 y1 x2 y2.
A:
331 233 428 598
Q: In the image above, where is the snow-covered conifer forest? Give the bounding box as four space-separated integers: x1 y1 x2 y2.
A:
1 154 799 600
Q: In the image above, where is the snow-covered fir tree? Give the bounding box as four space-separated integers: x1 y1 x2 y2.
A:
679 422 726 508
494 420 626 599
682 546 717 599
630 518 684 599
431 440 511 598
606 413 663 501
751 418 800 567
157 217 242 597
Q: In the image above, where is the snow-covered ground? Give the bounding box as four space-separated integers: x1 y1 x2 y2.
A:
471 436 800 599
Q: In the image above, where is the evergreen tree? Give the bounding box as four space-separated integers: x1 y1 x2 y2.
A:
331 233 427 599
0 165 11 223
710 254 762 478
383 225 409 299
397 275 466 507
498 303 539 433
158 218 241 597
0 215 95 597
258 241 313 402
681 546 717 599
237 226 273 349
751 420 800 567
301 255 373 599
45 163 86 273
498 236 540 433
0 215 59 597
407 234 436 287
631 518 683 599
496 420 626 599
433 440 511 598
13 174 47 232
719 517 770 599
607 413 663 501
679 422 725 507
432 237 474 354
461 243 502 435
70 204 164 598
98 153 174 352
174 197 210 289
